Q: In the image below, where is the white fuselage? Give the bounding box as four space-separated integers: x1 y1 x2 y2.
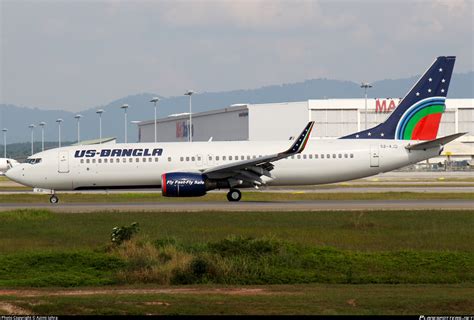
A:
6 138 440 191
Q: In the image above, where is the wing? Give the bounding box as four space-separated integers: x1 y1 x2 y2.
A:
201 121 315 188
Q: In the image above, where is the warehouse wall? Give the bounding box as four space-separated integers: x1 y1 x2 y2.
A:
248 102 309 141
139 108 249 142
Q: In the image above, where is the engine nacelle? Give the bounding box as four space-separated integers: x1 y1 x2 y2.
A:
161 172 208 197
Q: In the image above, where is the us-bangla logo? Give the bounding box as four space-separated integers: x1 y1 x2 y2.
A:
395 97 445 140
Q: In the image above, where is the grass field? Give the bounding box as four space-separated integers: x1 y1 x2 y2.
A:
0 191 473 204
0 208 472 315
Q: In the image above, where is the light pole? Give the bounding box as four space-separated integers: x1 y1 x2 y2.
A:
2 128 7 158
74 114 83 145
150 97 160 143
184 90 195 142
56 119 63 148
121 104 129 143
38 122 46 152
28 124 35 155
96 109 104 144
360 82 373 130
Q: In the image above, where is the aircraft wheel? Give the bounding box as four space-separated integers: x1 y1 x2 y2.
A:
227 189 241 202
49 195 59 204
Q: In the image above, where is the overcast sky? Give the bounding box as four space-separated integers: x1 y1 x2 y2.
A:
1 0 472 111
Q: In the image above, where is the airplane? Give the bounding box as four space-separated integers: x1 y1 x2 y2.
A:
6 56 465 203
0 158 19 175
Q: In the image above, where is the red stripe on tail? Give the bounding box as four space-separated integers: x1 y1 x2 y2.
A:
412 113 442 140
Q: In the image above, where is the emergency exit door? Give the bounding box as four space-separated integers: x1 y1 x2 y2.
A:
58 151 70 173
370 145 380 167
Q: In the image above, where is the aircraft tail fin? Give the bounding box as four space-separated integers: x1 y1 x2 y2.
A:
341 56 456 140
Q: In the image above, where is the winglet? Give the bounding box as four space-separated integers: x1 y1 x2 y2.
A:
405 132 466 150
281 121 315 155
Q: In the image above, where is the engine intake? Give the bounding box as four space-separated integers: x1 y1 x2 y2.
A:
161 172 208 197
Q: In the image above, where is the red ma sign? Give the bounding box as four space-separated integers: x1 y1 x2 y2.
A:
375 99 399 113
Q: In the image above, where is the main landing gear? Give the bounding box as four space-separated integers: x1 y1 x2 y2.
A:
226 188 242 202
49 193 59 204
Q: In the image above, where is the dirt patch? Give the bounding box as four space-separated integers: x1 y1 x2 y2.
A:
0 302 33 315
0 287 275 298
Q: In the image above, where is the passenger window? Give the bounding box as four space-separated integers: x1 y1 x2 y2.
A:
229 156 233 160
223 156 226 161
155 158 159 162
309 154 313 159
142 158 146 162
321 154 324 159
253 155 256 159
315 154 318 159
191 156 195 161
216 156 220 161
180 157 184 162
327 154 330 158
168 157 172 162
303 154 307 159
123 158 127 163
80 159 84 164
247 156 251 160
86 159 90 164
241 156 245 160
350 154 354 158
186 157 189 161
129 158 133 163
104 158 108 163
92 159 96 163
149 158 152 162
338 154 342 158
197 156 201 161
135 158 139 163
344 154 348 158
332 154 336 159
297 155 301 159
98 159 102 163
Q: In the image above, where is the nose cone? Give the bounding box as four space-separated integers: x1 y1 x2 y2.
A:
5 165 30 187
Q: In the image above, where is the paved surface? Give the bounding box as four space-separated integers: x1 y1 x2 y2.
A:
0 200 472 212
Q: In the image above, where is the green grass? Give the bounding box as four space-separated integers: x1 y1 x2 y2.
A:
0 208 472 314
0 237 471 288
0 251 124 287
1 284 472 315
0 209 473 253
0 209 471 288
0 191 473 203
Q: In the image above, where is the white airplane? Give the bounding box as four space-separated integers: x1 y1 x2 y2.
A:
0 158 19 175
6 56 465 203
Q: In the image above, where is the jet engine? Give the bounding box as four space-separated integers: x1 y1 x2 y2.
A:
161 172 209 197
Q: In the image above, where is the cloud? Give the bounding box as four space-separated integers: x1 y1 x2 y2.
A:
0 0 472 110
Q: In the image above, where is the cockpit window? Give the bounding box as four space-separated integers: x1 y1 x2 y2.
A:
26 158 42 164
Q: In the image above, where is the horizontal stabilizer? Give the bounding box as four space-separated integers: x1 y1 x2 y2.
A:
405 132 466 150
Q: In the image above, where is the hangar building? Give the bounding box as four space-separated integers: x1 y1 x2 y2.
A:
137 98 474 161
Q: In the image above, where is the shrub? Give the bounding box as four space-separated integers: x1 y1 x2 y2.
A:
207 236 281 257
111 222 139 245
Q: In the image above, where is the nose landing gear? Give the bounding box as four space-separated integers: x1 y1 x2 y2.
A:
226 188 242 202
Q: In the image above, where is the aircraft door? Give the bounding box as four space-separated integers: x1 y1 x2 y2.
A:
370 145 380 167
58 151 70 173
